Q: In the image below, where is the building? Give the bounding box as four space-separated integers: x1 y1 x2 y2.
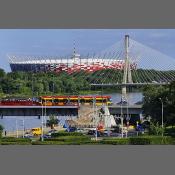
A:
8 51 137 74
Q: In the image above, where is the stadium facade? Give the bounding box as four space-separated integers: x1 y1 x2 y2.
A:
8 51 137 74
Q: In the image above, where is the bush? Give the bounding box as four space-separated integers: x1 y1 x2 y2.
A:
32 141 68 145
32 140 100 145
148 136 174 145
45 135 90 142
129 136 174 145
1 137 31 143
51 132 84 137
1 142 31 145
129 137 151 145
100 138 129 145
0 124 4 139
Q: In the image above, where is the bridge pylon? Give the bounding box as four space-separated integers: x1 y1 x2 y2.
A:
122 35 133 101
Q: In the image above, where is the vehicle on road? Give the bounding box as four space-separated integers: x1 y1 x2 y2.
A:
24 132 33 138
47 129 57 136
43 134 51 138
31 127 42 136
66 127 77 132
103 130 112 136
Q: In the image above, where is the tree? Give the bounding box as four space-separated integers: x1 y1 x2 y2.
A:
46 115 59 129
33 83 44 95
143 82 175 126
149 122 164 136
0 124 4 138
0 68 5 79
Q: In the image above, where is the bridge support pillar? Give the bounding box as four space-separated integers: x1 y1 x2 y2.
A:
122 86 127 100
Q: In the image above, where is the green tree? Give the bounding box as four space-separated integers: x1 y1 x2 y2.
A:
33 83 44 95
0 124 4 138
47 115 59 129
149 122 164 136
143 82 175 126
0 68 5 79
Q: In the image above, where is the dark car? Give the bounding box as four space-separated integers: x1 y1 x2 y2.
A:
43 134 51 139
87 130 101 137
66 127 77 132
87 130 96 135
136 125 144 132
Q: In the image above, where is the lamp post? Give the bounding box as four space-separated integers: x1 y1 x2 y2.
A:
22 118 25 138
41 104 44 141
93 97 98 141
120 97 123 138
159 98 164 137
16 118 18 138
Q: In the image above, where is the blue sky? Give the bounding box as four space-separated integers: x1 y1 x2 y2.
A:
0 29 175 72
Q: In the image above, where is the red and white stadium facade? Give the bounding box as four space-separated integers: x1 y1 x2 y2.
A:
9 53 137 74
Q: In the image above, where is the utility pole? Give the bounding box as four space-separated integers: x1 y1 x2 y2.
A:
16 118 18 138
120 99 123 138
41 104 44 141
44 102 47 128
93 97 98 141
22 118 25 138
159 98 164 137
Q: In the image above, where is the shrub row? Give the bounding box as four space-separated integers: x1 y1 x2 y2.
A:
33 136 175 145
44 136 91 142
100 138 129 145
1 137 31 143
32 140 103 145
32 141 65 145
51 132 84 137
1 142 31 145
0 136 174 145
129 137 150 145
147 136 174 145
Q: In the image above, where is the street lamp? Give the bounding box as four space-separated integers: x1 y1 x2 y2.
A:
16 118 18 138
159 98 164 137
120 97 123 138
41 104 44 141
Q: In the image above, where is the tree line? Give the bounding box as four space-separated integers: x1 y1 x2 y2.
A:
143 81 175 127
0 68 91 97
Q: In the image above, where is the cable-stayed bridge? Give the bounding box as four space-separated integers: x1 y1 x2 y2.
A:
82 35 175 86
71 35 175 100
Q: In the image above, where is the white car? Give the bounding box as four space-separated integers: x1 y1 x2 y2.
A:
24 133 33 138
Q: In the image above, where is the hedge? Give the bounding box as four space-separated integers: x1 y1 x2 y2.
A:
129 137 151 145
32 140 101 145
51 132 84 137
32 141 66 145
1 142 31 145
100 138 129 145
1 137 31 143
1 135 174 145
147 136 174 145
44 136 91 142
129 136 174 145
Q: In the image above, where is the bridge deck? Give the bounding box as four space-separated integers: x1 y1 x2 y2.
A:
0 105 78 109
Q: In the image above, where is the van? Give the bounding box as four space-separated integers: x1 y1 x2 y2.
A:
31 127 42 136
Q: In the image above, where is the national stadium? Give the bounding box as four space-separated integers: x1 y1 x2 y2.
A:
7 50 137 74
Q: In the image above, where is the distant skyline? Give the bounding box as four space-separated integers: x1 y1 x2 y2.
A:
0 29 175 72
